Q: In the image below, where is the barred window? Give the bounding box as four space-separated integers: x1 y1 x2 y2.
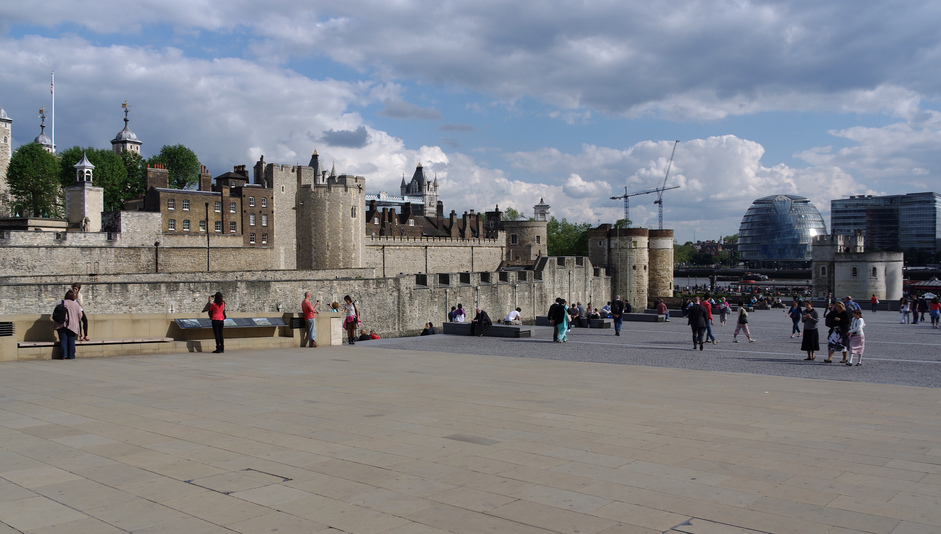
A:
249 233 256 244
262 233 268 244
214 202 222 213
168 219 176 231
182 199 190 211
261 197 267 208
249 197 255 207
215 221 222 233
229 221 237 233
261 214 268 227
250 214 256 226
183 220 191 231
199 220 207 232
229 202 236 213
168 199 175 210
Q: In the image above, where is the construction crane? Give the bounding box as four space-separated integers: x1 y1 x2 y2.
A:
653 140 679 229
609 140 680 227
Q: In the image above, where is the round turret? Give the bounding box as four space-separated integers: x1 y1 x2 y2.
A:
647 229 674 299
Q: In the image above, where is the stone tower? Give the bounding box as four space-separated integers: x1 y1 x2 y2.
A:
65 152 104 232
298 174 365 270
647 229 675 299
534 197 550 221
111 101 143 155
255 156 299 270
400 162 438 216
0 106 12 217
35 108 54 153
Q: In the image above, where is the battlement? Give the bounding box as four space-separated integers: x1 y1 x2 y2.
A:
368 235 501 246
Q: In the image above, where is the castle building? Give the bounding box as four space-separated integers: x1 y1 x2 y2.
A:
399 162 438 216
0 106 12 217
64 152 104 232
483 201 549 266
588 225 675 309
811 233 903 300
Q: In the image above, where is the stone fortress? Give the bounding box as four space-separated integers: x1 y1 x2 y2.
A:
0 103 676 338
811 232 903 301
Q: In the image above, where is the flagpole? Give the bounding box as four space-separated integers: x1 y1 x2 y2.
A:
50 72 55 152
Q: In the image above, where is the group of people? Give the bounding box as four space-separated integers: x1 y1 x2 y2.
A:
796 298 865 365
898 295 941 328
302 293 364 346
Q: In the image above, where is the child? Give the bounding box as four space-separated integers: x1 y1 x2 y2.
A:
847 309 866 366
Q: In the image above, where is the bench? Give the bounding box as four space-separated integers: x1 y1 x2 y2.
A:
18 338 173 348
442 322 533 338
623 313 666 322
590 318 612 328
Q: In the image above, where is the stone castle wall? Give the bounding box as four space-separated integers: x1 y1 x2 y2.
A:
363 236 504 276
0 117 12 217
264 163 299 270
647 229 674 299
0 257 608 337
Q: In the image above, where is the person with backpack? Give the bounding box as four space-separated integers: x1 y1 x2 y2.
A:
610 295 625 336
52 289 83 359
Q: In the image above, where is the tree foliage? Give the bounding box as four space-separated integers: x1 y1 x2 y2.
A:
149 144 200 189
547 216 590 256
503 207 524 221
58 147 143 211
614 218 631 228
6 143 61 217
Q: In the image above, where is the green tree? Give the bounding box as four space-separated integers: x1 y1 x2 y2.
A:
503 207 523 221
547 217 590 256
149 144 200 189
614 218 631 228
674 241 695 266
59 147 134 211
119 151 147 205
6 143 61 217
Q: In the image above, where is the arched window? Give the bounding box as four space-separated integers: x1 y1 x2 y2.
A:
871 267 878 277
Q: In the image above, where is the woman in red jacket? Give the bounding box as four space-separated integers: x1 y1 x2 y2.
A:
208 292 226 353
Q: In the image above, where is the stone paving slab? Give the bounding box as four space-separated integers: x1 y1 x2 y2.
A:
0 342 938 533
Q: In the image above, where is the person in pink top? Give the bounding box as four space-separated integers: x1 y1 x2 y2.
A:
208 292 226 353
53 289 83 359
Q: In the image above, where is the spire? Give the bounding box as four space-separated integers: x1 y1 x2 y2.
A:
330 162 337 178
34 107 53 152
73 150 95 183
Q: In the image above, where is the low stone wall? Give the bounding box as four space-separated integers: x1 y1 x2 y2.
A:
0 257 610 342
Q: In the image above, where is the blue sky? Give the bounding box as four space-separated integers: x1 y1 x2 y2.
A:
2 1 940 244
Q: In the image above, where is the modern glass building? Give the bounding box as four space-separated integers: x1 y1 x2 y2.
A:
738 195 828 267
831 192 941 253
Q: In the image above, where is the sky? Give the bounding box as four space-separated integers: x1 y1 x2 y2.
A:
1 1 940 244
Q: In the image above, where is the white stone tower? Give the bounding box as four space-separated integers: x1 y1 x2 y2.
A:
111 101 142 155
0 106 12 217
534 197 550 221
65 152 104 232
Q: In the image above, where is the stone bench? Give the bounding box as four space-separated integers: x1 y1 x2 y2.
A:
623 313 666 322
590 318 612 328
442 322 533 338
18 337 173 348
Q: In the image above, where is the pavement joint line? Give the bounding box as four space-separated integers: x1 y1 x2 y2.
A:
537 339 941 363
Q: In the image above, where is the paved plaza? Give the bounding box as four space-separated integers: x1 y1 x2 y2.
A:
0 308 939 533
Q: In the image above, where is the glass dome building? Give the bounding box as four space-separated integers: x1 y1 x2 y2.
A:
738 194 827 267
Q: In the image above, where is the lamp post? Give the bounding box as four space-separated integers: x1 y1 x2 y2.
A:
154 241 160 273
205 202 210 272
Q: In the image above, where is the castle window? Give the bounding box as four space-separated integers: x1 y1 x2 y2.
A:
229 221 237 233
633 265 637 270
852 267 858 277
182 200 190 211
249 233 256 244
261 198 267 208
168 199 175 210
183 220 191 231
215 221 222 233
199 220 207 232
214 202 221 213
261 214 268 227
536 236 541 244
511 234 518 245
871 267 878 278
821 266 827 276
229 202 236 213
249 214 256 226
262 233 268 244
351 207 357 218
409 219 415 226
168 219 176 231
249 197 255 207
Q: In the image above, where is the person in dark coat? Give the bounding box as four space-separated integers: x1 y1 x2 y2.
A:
686 296 707 351
824 301 850 363
548 298 564 342
801 300 820 360
470 308 492 336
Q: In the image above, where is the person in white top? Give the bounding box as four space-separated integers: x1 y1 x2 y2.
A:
504 307 522 325
847 308 866 366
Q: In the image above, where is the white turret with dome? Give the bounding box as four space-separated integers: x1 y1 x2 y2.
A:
111 101 142 155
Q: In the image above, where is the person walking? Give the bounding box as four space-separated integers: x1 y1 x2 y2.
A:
611 295 625 336
301 292 319 347
53 289 83 359
208 292 226 354
343 295 360 345
870 294 879 313
847 308 866 366
824 301 850 363
548 298 563 342
929 297 941 329
899 297 911 324
800 301 820 361
787 301 802 338
733 306 755 342
556 299 570 343
702 294 717 344
718 297 730 326
687 296 707 351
